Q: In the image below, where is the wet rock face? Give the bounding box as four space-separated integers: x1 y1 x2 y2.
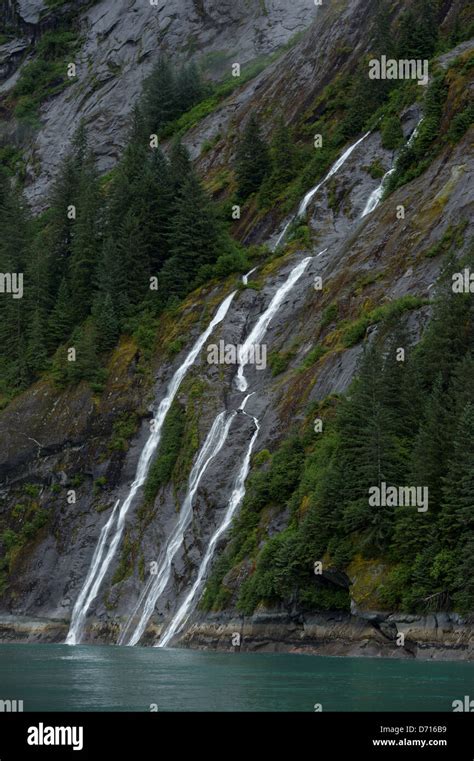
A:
2 0 317 208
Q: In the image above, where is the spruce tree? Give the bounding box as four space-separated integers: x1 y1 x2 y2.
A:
235 114 270 201
143 56 178 132
440 402 474 547
176 61 204 112
270 116 297 188
381 116 404 151
48 277 75 347
69 152 101 323
163 171 220 297
92 292 119 353
169 138 192 193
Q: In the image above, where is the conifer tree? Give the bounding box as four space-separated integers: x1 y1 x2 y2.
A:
92 292 119 353
441 402 474 547
69 152 101 323
381 116 404 151
143 57 178 132
48 277 75 347
176 61 204 112
270 116 297 187
163 171 220 297
235 114 270 201
169 138 192 193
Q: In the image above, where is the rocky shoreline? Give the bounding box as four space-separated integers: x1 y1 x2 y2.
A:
1 610 472 662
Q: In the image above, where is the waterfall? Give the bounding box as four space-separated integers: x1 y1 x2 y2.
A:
298 131 371 218
157 395 260 648
235 256 313 392
242 267 258 285
361 167 396 218
120 410 237 646
122 256 313 646
361 119 423 218
272 131 370 249
65 291 236 645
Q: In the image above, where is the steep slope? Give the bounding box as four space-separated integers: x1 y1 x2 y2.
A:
0 0 472 657
0 0 317 207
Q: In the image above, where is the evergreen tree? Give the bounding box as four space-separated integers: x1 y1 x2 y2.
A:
169 138 192 193
397 0 438 59
26 308 48 378
163 171 220 298
176 61 205 112
69 152 101 323
47 277 75 347
92 292 119 353
142 57 178 132
95 237 130 327
440 402 474 547
235 114 270 201
381 115 404 151
0 172 31 392
270 116 297 187
337 344 401 552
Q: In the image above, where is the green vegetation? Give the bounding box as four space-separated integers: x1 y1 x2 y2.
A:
424 221 469 259
203 251 474 615
108 413 139 452
299 345 327 371
144 402 186 503
235 114 271 201
0 487 50 594
0 99 245 398
385 51 474 196
10 30 78 123
340 295 426 348
268 350 295 377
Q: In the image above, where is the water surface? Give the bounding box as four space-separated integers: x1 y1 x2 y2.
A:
0 644 471 712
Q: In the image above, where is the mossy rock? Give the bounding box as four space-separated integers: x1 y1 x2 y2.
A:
347 554 393 611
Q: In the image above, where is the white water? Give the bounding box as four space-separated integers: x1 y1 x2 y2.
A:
66 291 236 645
361 167 396 217
361 119 423 218
242 267 258 285
125 256 313 645
298 131 371 218
272 131 370 250
157 395 260 647
123 258 314 645
235 256 313 392
121 410 237 646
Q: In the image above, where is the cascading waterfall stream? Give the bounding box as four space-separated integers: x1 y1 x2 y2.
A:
121 410 237 646
65 291 236 645
273 131 371 249
236 256 313 392
361 118 423 218
242 266 258 285
151 258 314 646
123 257 314 646
361 167 396 218
157 394 260 648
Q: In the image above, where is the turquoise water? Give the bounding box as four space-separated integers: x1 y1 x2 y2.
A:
0 644 472 712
